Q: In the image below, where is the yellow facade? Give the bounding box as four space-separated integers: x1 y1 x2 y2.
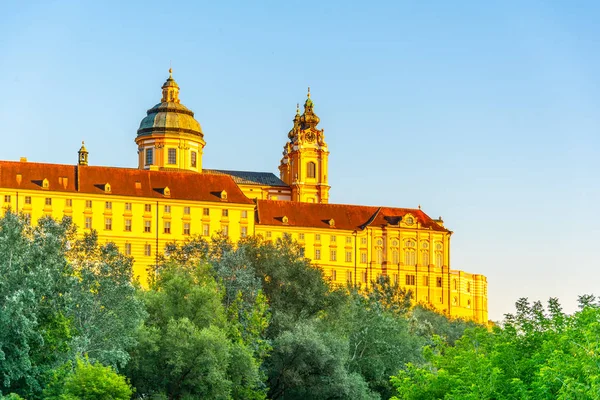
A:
0 70 488 323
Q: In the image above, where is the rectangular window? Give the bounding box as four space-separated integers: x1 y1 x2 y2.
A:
65 198 73 207
125 202 132 211
315 234 321 241
124 218 132 232
105 201 112 210
241 210 248 219
203 223 210 236
25 196 31 205
24 213 31 225
362 271 367 282
168 148 177 164
241 226 248 237
315 249 321 260
104 218 112 231
184 206 190 215
423 276 429 286
345 251 352 263
164 221 171 234
361 237 367 245
183 222 190 235
405 274 416 286
144 204 151 213
85 217 92 229
330 249 337 261
393 273 399 284
145 148 153 165
45 197 52 206
203 207 210 216
222 209 229 217
124 243 132 256
361 251 367 264
164 205 171 213
346 236 352 244
330 235 336 243
266 231 272 238
331 269 337 281
86 200 92 208
222 225 229 236
436 277 443 287
144 220 152 233
4 195 11 203
346 271 352 283
144 244 152 256
191 151 197 168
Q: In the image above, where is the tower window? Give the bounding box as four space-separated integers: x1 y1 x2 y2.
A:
307 162 316 178
191 151 197 168
145 148 153 165
168 148 177 165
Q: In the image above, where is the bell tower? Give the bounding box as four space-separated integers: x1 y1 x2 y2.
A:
279 88 330 203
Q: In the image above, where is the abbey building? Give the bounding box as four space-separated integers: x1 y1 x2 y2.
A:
0 70 488 323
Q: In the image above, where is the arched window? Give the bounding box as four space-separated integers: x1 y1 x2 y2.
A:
421 250 429 266
392 250 399 265
307 162 316 178
435 252 443 267
376 249 383 264
404 239 416 265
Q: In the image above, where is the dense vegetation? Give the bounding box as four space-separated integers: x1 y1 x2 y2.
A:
0 212 597 399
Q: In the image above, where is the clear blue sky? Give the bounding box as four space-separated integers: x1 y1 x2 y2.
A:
1 0 599 321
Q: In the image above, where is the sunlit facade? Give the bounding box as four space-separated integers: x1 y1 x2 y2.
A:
0 71 487 323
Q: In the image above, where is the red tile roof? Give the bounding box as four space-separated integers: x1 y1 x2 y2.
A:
0 161 254 204
256 200 449 232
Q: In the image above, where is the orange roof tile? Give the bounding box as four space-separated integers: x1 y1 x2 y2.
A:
256 200 449 232
0 161 253 204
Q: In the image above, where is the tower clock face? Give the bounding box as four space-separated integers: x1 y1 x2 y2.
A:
305 132 316 143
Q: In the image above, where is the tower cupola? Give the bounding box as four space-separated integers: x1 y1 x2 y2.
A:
78 141 88 166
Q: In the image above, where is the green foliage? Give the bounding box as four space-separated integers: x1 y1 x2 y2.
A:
43 358 132 400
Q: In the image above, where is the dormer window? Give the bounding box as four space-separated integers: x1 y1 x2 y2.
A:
42 178 49 189
328 218 335 227
220 190 228 200
163 186 171 197
104 183 111 193
282 216 289 224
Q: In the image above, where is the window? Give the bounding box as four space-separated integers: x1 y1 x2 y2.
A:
164 221 171 234
104 218 112 230
4 195 11 203
145 148 153 165
266 231 272 238
24 213 31 225
124 218 132 232
423 276 429 286
241 210 248 219
345 251 352 263
331 269 337 281
307 161 316 178
144 244 152 256
405 239 416 248
202 224 210 236
404 249 416 265
315 233 321 241
124 243 132 256
191 151 197 168
144 204 151 213
65 199 72 207
85 217 92 229
183 222 190 235
164 205 171 213
392 250 399 264
104 201 111 210
330 249 337 261
362 271 367 282
330 235 336 243
467 299 471 308
405 274 416 285
241 226 248 237
25 196 31 205
436 277 443 287
346 271 352 283
361 251 367 263
222 225 229 236
436 252 443 267
346 236 352 244
168 148 177 164
203 208 210 216
144 220 152 233
361 237 367 245
125 202 132 211
393 273 398 284
421 250 429 266
86 200 92 208
315 249 321 260
453 296 458 306
453 279 458 291
467 282 471 293
222 209 229 217
376 249 383 264
45 197 52 206
183 206 190 215
299 233 305 240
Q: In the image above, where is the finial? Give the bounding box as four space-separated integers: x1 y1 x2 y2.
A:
307 86 311 98
81 141 85 146
169 67 173 78
418 204 421 210
296 103 300 114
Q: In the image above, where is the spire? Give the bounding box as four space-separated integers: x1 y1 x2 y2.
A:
161 67 180 103
300 87 319 128
78 141 89 166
